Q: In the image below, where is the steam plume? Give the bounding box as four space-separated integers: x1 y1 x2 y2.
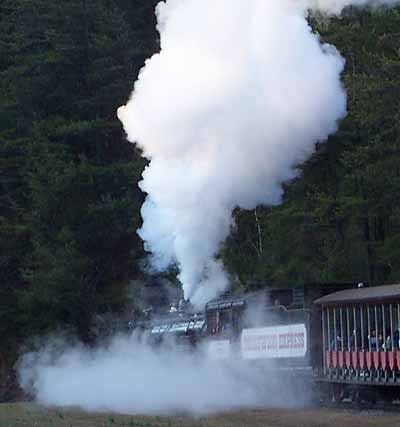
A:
118 0 397 306
18 335 309 415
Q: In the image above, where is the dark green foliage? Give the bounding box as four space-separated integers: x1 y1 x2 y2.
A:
0 0 158 354
222 7 400 290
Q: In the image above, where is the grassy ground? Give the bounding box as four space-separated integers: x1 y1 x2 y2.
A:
0 403 399 427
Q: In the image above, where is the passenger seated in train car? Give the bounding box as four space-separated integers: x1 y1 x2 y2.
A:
378 333 384 349
394 327 400 349
330 332 342 349
383 335 392 351
368 330 378 350
350 329 356 350
361 331 369 350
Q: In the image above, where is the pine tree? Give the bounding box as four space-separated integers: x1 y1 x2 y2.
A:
0 0 156 344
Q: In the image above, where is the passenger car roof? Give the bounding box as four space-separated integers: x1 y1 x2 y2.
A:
314 284 400 306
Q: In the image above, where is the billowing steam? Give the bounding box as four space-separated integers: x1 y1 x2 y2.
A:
18 335 309 415
118 0 350 306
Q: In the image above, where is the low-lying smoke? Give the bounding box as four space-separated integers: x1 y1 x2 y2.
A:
18 334 308 416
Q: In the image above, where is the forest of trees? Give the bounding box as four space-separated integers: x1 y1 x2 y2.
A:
0 1 399 399
222 8 400 290
0 0 159 397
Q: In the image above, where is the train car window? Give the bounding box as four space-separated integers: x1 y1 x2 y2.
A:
207 311 219 335
353 305 359 351
332 308 337 350
371 305 382 350
206 309 236 337
367 305 378 351
328 307 338 350
339 307 344 352
270 289 293 307
345 306 351 351
231 310 242 335
393 304 400 349
396 304 400 349
322 307 327 352
367 304 372 351
382 304 388 350
360 305 366 350
327 308 331 350
381 303 395 351
377 305 383 349
218 310 233 336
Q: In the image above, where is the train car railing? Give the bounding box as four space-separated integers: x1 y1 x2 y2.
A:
315 284 400 385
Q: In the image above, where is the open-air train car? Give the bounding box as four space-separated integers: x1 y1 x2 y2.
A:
315 284 400 400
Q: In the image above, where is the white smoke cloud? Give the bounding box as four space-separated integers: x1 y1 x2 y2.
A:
18 335 308 416
118 0 398 306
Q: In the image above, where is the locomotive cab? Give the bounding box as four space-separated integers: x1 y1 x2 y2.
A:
206 297 245 339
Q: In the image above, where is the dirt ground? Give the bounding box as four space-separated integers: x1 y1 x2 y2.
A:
1 403 400 427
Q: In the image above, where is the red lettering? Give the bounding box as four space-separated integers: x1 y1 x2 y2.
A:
278 332 305 349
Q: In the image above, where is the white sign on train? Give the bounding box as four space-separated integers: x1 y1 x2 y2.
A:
241 323 307 359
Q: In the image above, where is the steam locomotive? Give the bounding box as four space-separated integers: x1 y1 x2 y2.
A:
137 282 400 403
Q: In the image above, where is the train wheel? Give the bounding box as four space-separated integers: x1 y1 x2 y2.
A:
351 388 361 404
330 383 344 403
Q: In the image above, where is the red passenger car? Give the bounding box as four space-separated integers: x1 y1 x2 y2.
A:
315 284 400 401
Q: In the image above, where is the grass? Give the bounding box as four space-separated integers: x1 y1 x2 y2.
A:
0 402 399 427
